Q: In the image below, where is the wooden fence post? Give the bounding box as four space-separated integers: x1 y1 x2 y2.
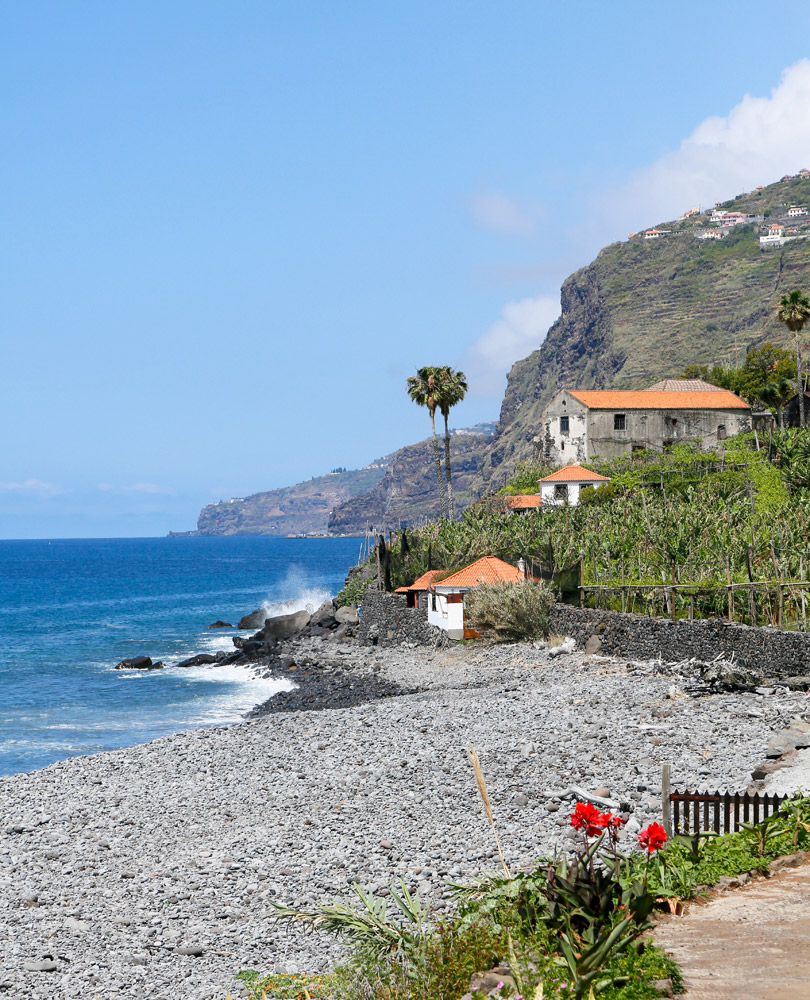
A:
662 764 672 839
579 553 584 607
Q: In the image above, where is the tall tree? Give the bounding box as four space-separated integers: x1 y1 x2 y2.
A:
434 366 468 520
406 366 447 519
777 289 810 427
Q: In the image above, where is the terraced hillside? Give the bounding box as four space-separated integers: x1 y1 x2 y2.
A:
478 175 810 489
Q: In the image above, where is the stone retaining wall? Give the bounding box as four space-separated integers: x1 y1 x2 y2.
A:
549 604 810 677
357 589 448 647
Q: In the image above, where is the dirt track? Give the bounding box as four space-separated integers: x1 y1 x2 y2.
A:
654 861 810 999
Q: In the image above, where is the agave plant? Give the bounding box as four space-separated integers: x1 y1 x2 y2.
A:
268 879 426 966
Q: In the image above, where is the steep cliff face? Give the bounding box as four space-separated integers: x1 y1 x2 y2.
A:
327 431 493 533
477 177 810 491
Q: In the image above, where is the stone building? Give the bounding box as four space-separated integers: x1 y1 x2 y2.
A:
541 381 751 464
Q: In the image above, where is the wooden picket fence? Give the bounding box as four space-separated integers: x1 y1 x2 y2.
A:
661 765 788 836
669 789 787 835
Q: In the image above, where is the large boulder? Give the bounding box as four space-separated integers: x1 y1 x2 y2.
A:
256 610 311 641
335 605 358 624
115 656 162 670
309 601 338 630
238 608 268 630
207 620 233 629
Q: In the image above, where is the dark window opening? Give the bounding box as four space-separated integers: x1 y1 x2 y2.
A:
560 415 570 432
717 424 727 440
554 484 568 501
663 439 674 452
665 415 678 431
614 413 626 431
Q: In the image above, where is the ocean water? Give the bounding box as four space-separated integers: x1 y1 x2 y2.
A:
0 535 361 776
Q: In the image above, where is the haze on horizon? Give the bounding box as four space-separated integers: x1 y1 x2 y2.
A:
4 2 810 538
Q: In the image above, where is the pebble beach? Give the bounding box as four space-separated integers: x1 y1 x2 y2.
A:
0 636 805 999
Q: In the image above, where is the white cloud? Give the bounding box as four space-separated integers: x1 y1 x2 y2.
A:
97 482 176 495
466 295 560 397
608 59 810 233
469 191 544 237
0 479 60 495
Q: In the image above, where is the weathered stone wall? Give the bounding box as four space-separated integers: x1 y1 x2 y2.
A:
357 589 448 647
549 604 810 677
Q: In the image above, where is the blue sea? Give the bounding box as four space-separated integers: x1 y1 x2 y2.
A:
0 536 361 776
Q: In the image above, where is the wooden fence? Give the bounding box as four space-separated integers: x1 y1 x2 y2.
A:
669 789 787 835
661 766 788 836
579 575 810 630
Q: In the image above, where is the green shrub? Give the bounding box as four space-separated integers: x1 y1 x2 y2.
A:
464 580 552 641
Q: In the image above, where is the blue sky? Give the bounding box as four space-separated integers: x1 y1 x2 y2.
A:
4 2 810 537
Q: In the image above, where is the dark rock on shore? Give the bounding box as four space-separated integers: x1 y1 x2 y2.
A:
175 654 219 668
114 656 163 671
238 609 267 630
207 620 232 629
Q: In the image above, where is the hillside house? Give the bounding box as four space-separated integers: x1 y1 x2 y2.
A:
644 229 670 239
800 169 810 178
697 229 724 240
538 465 610 506
760 223 785 246
788 206 807 217
425 556 528 639
541 382 751 464
782 174 794 182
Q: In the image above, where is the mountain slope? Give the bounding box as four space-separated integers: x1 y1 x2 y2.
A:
196 464 387 536
477 175 810 489
327 429 493 533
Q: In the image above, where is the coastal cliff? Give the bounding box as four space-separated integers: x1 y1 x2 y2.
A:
327 428 493 533
476 175 810 490
196 464 388 536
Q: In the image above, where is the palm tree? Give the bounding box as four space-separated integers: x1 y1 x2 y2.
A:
760 378 795 428
777 289 810 426
406 366 447 519
434 366 468 520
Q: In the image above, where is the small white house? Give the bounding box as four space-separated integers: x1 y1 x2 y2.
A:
425 556 526 639
538 464 610 506
788 206 807 217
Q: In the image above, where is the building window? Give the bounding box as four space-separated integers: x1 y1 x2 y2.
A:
554 484 568 501
717 424 727 440
560 415 569 433
614 413 626 431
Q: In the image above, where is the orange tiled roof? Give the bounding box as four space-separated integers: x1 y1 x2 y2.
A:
539 464 609 483
402 570 443 591
568 389 749 410
506 494 543 508
435 556 523 589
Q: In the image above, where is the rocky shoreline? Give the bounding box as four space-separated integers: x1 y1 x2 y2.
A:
1 624 809 999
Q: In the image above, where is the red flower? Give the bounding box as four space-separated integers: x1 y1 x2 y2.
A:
602 812 625 829
570 801 608 837
638 822 668 853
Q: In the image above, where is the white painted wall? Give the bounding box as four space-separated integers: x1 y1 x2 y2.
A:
538 479 608 507
427 590 465 638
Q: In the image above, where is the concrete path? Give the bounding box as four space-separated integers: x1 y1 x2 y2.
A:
654 862 810 999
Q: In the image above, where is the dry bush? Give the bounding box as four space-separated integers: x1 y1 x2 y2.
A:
464 580 552 642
